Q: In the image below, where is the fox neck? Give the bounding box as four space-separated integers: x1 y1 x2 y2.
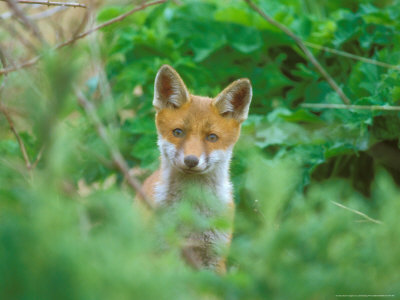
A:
155 140 233 206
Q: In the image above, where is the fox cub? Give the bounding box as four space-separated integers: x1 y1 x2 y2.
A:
143 65 252 272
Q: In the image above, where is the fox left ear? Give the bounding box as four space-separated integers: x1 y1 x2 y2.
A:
213 79 252 122
153 65 189 111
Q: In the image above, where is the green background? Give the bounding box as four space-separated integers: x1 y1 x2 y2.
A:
1 0 400 299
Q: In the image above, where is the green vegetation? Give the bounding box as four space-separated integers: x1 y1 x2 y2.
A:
1 0 400 299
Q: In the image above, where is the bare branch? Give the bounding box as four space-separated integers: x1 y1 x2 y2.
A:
0 17 38 52
243 0 351 105
0 5 66 20
0 105 32 169
0 46 8 92
30 6 66 20
0 0 87 8
301 103 400 111
75 89 154 210
304 42 400 71
0 56 40 75
31 145 44 169
5 0 45 43
55 0 167 48
331 201 383 225
71 5 90 41
0 0 167 75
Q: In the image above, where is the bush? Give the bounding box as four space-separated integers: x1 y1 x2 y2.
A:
1 0 400 299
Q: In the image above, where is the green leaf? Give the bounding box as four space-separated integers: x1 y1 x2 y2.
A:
370 114 400 141
226 24 263 54
279 109 324 124
97 7 123 23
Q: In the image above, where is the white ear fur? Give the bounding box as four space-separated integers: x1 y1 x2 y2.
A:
213 79 252 122
153 65 189 110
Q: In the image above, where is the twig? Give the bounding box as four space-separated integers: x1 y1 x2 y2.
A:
331 201 383 225
0 47 7 92
55 0 166 48
30 6 66 20
0 17 38 52
243 0 351 105
0 56 40 75
0 105 32 169
50 16 66 43
75 89 153 210
0 48 6 70
304 42 400 71
71 5 89 41
31 145 44 169
5 0 45 43
0 0 167 75
0 0 87 7
301 103 400 111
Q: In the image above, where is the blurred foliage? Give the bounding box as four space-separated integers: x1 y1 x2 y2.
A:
1 0 400 299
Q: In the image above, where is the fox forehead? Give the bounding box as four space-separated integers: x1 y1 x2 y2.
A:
156 95 241 151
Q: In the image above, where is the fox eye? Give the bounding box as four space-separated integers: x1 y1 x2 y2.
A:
206 133 218 142
172 128 184 137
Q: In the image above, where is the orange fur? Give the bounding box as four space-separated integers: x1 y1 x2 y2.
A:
155 96 241 155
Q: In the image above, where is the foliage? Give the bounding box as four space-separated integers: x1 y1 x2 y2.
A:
1 0 400 299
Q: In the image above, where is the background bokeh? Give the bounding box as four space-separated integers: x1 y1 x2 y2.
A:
1 0 400 299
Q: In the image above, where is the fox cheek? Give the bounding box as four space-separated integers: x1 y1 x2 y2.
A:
208 149 232 166
158 138 178 161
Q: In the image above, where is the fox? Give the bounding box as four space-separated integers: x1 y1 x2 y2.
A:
142 64 252 273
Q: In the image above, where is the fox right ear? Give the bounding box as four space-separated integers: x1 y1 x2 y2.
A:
213 78 252 123
153 65 189 111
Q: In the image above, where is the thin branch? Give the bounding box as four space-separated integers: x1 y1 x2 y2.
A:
30 6 66 20
55 0 167 48
5 0 45 43
0 105 32 169
75 89 153 210
31 145 44 169
331 201 383 225
301 103 400 111
0 46 7 91
304 42 400 71
0 0 87 7
0 48 7 70
244 0 351 105
50 15 66 42
0 56 40 75
0 0 167 75
0 17 38 52
71 5 89 41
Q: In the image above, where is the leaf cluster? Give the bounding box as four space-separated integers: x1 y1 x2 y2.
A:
1 0 400 299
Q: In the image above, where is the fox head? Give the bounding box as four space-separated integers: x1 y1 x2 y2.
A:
153 65 252 175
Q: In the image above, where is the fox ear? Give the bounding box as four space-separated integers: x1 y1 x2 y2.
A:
153 65 189 111
213 79 252 122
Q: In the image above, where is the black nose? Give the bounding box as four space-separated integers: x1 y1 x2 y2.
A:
184 155 199 168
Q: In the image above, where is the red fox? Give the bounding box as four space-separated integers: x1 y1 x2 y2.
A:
142 65 252 272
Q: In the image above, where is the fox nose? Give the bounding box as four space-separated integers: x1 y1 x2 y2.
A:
184 155 199 168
